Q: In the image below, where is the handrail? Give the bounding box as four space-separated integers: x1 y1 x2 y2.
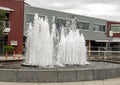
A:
87 51 120 53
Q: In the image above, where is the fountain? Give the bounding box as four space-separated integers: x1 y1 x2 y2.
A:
0 13 120 83
25 14 53 67
24 13 89 67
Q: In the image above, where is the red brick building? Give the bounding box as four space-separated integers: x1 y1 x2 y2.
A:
0 0 24 53
107 21 120 38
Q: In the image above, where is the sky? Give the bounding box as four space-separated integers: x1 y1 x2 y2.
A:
25 0 120 22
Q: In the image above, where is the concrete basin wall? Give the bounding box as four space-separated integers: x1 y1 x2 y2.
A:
0 67 120 82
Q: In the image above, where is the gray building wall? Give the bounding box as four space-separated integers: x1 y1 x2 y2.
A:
24 5 107 40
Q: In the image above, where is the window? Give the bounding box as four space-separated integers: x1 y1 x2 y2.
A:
56 18 66 27
4 21 10 28
56 18 71 27
55 18 71 35
26 14 46 23
93 24 105 32
0 36 7 54
0 21 10 28
111 24 120 33
99 25 105 32
77 21 89 30
6 12 9 20
26 14 34 23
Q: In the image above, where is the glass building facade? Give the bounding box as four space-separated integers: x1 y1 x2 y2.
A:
93 24 105 32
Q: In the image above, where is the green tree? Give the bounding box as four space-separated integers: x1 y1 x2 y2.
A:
0 10 7 37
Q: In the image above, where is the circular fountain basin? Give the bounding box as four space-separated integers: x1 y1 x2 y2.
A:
0 61 120 82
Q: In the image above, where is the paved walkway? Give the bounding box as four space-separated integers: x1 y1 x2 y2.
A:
0 77 119 85
0 55 25 61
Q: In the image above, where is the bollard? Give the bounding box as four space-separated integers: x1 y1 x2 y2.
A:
13 51 16 59
18 51 21 59
5 52 8 60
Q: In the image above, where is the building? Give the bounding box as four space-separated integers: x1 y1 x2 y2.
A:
24 5 107 52
0 0 24 54
107 21 120 50
0 0 119 54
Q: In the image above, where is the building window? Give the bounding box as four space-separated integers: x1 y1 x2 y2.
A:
111 25 120 33
56 18 71 27
26 14 46 23
4 21 10 28
77 21 89 30
26 14 34 23
93 24 105 32
0 21 10 28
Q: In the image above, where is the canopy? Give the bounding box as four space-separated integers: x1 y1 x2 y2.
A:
95 38 120 42
0 6 14 11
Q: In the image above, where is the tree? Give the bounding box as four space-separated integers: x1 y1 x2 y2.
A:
0 10 7 37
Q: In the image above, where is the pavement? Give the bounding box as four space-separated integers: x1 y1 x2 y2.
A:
0 55 25 61
0 77 119 85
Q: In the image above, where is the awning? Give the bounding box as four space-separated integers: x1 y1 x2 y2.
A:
0 6 14 11
95 38 120 42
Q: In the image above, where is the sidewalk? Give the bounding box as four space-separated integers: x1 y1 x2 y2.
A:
0 55 25 61
0 77 120 85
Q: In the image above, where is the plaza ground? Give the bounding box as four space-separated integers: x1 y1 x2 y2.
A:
0 77 119 85
0 56 25 61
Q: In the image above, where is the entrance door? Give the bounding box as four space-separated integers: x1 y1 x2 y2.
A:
0 36 7 55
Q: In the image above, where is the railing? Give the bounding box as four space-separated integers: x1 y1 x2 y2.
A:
87 46 120 61
87 46 120 51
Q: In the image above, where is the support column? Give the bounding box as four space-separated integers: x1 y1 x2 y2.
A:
88 40 91 56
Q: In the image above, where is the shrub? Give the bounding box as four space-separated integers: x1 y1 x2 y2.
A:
4 45 14 53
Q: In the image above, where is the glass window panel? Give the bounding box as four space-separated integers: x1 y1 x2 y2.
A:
93 24 105 32
26 14 45 23
77 22 89 30
56 18 71 27
111 26 120 32
56 19 66 27
26 14 34 23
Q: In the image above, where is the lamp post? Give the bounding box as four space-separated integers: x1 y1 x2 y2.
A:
108 30 113 51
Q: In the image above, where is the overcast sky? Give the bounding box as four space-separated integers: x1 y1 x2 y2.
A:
25 0 120 22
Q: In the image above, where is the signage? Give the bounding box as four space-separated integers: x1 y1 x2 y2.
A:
109 30 113 37
10 40 18 46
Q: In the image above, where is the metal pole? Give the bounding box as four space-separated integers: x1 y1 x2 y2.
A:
88 40 91 56
98 47 100 56
108 40 110 51
2 39 4 56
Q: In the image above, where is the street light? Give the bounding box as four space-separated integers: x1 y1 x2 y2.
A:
108 30 113 51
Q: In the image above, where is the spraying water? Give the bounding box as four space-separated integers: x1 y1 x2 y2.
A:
25 14 53 67
57 27 89 65
25 13 89 67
